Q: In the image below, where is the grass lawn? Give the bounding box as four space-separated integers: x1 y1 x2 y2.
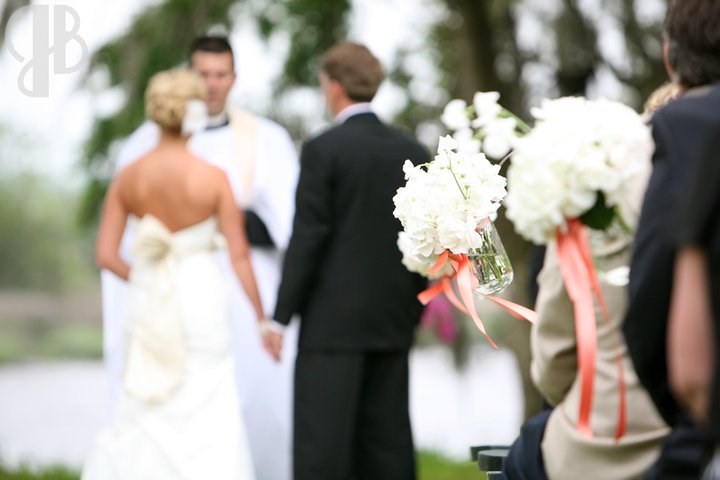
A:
0 464 78 480
419 451 485 480
0 452 484 480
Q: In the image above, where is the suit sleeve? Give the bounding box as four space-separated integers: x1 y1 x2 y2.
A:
676 135 720 248
273 139 332 325
622 111 681 423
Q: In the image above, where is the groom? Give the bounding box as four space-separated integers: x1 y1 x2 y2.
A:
271 42 428 479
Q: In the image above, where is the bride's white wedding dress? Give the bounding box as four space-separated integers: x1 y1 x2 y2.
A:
83 215 255 480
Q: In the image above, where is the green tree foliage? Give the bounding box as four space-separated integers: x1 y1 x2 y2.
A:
0 0 31 47
0 173 95 291
251 0 352 89
79 0 669 225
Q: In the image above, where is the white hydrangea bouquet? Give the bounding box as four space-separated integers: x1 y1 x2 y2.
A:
393 135 508 276
441 92 652 243
393 135 535 346
442 91 652 439
504 97 653 244
441 91 530 161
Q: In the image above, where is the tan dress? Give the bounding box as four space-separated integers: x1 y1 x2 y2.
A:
532 230 669 480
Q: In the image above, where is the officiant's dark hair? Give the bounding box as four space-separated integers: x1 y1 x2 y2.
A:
665 0 720 87
189 36 235 68
322 42 384 102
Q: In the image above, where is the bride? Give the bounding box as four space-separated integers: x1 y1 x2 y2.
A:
82 68 279 479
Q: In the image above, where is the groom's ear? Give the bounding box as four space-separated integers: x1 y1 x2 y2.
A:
330 78 347 100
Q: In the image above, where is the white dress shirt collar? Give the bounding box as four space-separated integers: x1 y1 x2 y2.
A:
206 110 230 128
335 102 373 124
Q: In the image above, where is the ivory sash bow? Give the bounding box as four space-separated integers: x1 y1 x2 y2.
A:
123 217 199 403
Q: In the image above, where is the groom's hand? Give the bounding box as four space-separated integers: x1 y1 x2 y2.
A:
262 331 283 362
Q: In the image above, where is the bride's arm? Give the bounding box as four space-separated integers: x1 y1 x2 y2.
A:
217 175 282 361
216 173 265 323
96 180 130 281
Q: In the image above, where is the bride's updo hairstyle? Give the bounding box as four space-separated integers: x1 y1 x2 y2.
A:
145 69 206 132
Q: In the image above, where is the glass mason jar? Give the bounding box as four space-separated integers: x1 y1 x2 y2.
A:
468 219 514 295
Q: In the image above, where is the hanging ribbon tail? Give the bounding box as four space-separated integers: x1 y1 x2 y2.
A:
418 281 444 306
418 275 470 315
482 294 538 324
614 355 627 440
456 254 497 349
570 220 610 321
440 276 468 315
566 220 627 441
557 226 598 438
429 250 450 276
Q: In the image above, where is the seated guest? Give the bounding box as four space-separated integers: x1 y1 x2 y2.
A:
501 82 680 480
667 135 720 476
501 165 669 480
623 0 720 477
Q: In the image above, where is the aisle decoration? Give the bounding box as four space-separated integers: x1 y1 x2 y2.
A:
437 92 653 439
393 135 535 348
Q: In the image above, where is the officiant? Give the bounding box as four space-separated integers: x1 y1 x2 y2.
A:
100 36 299 480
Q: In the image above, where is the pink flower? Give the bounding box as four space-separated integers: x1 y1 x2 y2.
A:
420 295 458 343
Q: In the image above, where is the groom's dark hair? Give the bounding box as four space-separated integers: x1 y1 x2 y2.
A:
665 0 720 87
189 36 234 68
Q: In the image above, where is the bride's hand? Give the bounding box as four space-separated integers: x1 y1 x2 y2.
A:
259 319 283 362
262 331 283 362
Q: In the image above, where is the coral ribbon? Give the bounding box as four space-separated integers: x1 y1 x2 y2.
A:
418 251 536 349
556 219 626 440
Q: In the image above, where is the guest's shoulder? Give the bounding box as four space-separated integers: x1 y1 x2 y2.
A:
655 83 720 121
650 84 720 148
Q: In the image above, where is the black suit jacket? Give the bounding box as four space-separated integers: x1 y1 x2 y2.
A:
623 83 720 426
274 112 428 351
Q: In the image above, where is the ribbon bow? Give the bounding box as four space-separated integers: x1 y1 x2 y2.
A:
418 250 537 349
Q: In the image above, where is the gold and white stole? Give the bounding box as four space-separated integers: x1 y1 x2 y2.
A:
227 108 259 207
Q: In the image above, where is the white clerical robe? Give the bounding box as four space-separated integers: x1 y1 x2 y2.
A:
101 110 299 480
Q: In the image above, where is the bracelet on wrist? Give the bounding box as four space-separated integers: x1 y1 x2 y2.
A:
258 317 284 336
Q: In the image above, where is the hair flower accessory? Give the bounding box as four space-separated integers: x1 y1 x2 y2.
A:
181 99 208 136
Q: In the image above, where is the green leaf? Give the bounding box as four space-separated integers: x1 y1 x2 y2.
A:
580 191 615 231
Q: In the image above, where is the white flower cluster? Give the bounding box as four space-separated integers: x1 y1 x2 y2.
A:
393 136 508 278
504 97 653 244
440 91 522 160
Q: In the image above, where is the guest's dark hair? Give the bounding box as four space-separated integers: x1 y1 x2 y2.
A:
321 42 384 102
189 36 234 67
665 0 720 87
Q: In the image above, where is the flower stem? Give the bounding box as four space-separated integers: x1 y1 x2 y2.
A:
500 108 532 134
446 151 469 200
